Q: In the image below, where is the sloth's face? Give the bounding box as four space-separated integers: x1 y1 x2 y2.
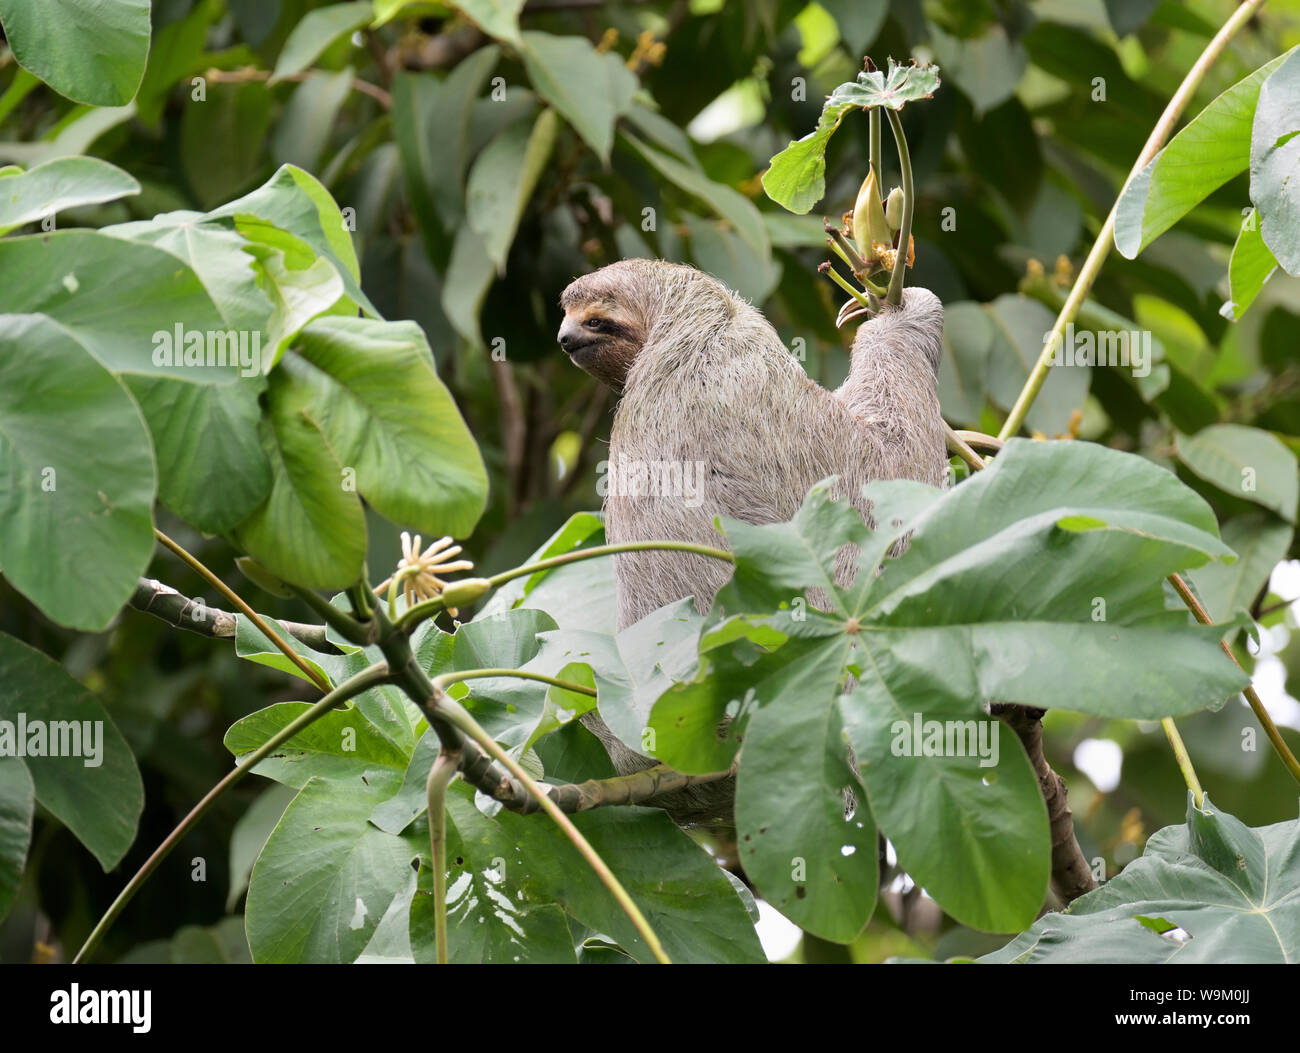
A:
557 267 650 392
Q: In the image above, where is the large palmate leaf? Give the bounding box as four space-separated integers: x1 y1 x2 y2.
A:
983 795 1300 963
629 440 1246 935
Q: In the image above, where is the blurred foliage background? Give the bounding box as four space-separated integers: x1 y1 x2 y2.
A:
2 0 1300 963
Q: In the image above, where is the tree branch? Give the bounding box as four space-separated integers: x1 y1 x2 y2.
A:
128 578 340 652
991 704 1097 906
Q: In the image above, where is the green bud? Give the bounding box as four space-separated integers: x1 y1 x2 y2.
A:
439 577 491 608
885 187 904 231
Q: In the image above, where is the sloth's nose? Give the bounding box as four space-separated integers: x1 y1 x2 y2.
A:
557 319 582 351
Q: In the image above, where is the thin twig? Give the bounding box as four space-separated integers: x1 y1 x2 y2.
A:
1169 573 1300 787
206 66 392 109
154 529 331 692
944 423 986 471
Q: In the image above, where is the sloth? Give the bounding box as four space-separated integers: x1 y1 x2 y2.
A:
557 259 947 823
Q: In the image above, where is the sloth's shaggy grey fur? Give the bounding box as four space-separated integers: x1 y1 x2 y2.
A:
558 259 947 823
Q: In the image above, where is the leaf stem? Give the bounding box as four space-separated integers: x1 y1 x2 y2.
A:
1160 717 1204 808
1168 572 1300 786
822 263 874 309
154 529 331 692
884 109 913 307
426 747 461 965
995 0 1268 440
395 540 734 633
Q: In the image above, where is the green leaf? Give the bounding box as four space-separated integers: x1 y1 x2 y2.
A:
683 215 781 303
734 696 878 942
125 373 271 533
232 614 337 689
0 157 140 235
102 211 274 334
0 315 156 631
1189 513 1294 626
0 632 143 870
1250 48 1300 275
1176 424 1299 522
224 686 425 791
624 133 769 256
392 49 501 236
227 782 296 912
236 218 348 367
453 0 526 47
476 512 617 633
271 2 373 81
411 862 576 963
930 24 1025 117
466 108 559 272
520 32 638 163
0 0 151 106
762 59 941 214
442 788 765 963
279 317 488 537
272 69 355 171
839 639 1050 933
1220 210 1278 321
179 80 273 209
938 301 995 425
0 231 229 380
820 0 887 54
982 294 1089 437
245 776 424 962
231 374 367 591
1114 48 1296 259
0 757 34 923
210 165 376 319
983 795 1300 963
440 225 495 347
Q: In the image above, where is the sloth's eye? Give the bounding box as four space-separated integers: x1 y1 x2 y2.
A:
583 317 605 331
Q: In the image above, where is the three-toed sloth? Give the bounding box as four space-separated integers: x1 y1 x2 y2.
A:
557 259 947 823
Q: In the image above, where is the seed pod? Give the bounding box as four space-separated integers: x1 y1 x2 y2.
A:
851 168 891 265
885 187 904 231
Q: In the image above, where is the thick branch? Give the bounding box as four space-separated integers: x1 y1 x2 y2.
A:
129 577 340 653
991 703 1097 906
